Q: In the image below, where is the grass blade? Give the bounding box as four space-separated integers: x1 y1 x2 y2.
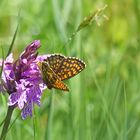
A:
45 90 54 140
0 46 4 78
6 23 19 58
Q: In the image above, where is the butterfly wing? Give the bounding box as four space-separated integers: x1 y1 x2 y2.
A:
45 54 86 81
45 54 65 73
56 57 86 80
38 61 69 91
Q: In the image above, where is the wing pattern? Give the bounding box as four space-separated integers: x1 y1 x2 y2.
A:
45 54 86 80
41 61 69 91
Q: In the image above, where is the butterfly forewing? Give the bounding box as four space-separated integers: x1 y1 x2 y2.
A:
41 61 69 91
56 57 85 80
45 54 65 73
45 54 86 81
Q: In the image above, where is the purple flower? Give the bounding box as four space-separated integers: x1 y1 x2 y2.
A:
0 40 47 119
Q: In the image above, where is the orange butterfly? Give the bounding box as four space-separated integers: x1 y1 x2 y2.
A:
37 54 86 91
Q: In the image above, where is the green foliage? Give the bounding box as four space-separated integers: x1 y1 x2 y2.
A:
0 0 140 140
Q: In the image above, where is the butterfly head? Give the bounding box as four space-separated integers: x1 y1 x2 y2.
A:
37 61 50 71
36 61 42 71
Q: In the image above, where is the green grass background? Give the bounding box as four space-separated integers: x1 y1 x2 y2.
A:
0 0 140 140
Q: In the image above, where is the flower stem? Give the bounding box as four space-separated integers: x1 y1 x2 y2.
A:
0 106 15 140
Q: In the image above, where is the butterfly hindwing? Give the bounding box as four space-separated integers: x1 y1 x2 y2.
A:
38 61 69 91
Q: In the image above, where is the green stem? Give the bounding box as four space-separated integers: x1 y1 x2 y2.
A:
0 106 15 140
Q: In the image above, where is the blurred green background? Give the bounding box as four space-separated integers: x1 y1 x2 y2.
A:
0 0 140 140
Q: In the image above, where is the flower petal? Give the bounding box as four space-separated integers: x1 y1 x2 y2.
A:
18 91 27 109
8 92 20 106
21 101 33 119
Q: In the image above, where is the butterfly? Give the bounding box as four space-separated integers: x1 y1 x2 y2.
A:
37 54 86 91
